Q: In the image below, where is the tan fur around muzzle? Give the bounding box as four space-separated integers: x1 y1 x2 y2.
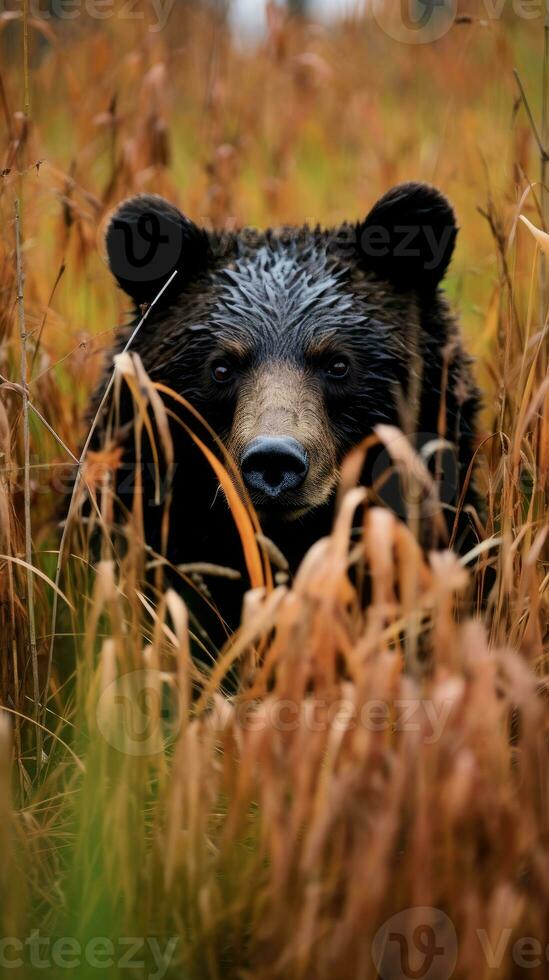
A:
228 362 338 511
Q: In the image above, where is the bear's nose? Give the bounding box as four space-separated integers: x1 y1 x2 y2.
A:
241 437 309 499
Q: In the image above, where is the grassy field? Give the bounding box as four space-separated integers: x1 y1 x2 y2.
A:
0 2 548 977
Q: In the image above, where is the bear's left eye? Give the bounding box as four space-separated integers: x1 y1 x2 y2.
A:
211 360 234 384
325 356 350 380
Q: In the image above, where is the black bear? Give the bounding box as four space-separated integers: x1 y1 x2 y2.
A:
93 182 480 649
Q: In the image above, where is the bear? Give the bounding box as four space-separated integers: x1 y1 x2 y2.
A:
92 182 480 656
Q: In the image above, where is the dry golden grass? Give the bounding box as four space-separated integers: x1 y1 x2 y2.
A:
0 3 548 978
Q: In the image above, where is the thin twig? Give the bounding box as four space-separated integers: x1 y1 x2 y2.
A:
29 262 65 378
22 0 30 118
0 376 78 462
541 19 549 317
513 69 548 163
0 71 14 141
15 200 40 748
43 269 179 729
0 373 118 559
514 49 549 321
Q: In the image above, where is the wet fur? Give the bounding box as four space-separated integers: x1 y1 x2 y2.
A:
92 187 480 644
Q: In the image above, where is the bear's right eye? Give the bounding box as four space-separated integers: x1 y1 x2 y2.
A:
211 360 233 384
325 356 350 380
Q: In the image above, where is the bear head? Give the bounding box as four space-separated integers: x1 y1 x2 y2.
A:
104 183 470 534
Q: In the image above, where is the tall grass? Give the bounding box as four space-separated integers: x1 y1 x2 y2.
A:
0 3 548 977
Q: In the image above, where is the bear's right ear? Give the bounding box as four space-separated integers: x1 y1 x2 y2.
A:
357 182 458 293
105 194 211 306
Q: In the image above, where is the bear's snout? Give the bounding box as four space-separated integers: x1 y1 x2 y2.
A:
228 361 339 518
241 436 309 500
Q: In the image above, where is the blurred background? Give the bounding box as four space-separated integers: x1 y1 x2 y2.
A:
1 1 543 413
1 5 548 972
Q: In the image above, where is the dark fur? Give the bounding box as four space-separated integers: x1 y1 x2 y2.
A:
92 183 480 647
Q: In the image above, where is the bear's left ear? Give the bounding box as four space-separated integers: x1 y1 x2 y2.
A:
105 194 211 306
357 182 457 293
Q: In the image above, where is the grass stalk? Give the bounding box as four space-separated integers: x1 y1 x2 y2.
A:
22 0 30 118
541 17 548 312
14 199 40 753
43 269 179 730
